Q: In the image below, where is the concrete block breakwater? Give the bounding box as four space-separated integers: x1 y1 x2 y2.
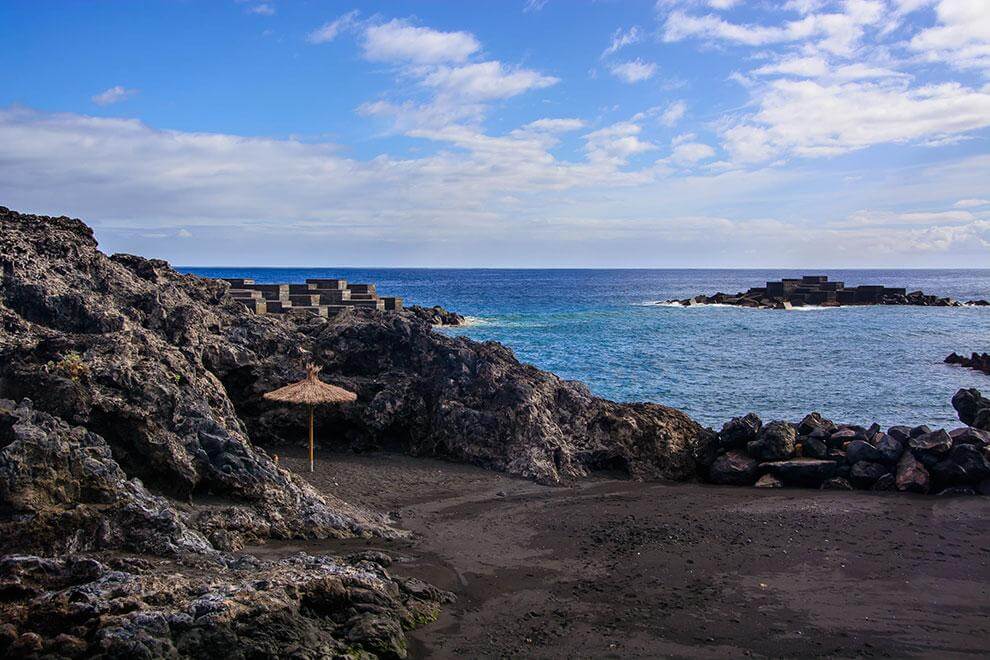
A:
222 277 403 318
666 274 990 309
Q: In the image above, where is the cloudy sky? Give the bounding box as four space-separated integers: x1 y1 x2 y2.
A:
1 0 989 266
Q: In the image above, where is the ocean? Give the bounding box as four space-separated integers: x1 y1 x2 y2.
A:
181 268 990 430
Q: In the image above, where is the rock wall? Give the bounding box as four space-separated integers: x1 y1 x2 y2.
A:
701 403 990 495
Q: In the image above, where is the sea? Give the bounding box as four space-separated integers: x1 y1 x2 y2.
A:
181 268 990 430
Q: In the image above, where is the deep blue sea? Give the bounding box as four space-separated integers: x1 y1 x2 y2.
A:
181 268 990 429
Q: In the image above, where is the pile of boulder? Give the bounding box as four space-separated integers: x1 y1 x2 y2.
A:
664 275 989 309
703 389 990 495
946 352 990 376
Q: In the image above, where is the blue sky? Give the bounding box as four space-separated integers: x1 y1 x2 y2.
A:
1 0 989 266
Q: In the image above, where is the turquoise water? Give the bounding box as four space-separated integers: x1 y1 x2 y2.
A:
181 268 990 429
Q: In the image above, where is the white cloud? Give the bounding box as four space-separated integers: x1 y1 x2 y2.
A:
307 10 360 44
954 198 990 208
522 118 586 132
247 3 275 16
660 100 687 126
585 121 657 164
609 59 657 83
721 78 990 162
909 0 990 73
670 141 717 165
524 0 549 12
423 61 559 101
602 26 642 58
661 2 885 56
362 19 480 64
92 86 139 106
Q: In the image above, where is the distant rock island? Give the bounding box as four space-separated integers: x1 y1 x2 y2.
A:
946 352 990 376
665 274 989 309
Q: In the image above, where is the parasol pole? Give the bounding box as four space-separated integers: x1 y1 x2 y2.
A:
309 403 314 473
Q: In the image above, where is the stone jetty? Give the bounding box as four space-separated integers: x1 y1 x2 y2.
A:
223 277 403 318
666 274 988 309
946 352 990 376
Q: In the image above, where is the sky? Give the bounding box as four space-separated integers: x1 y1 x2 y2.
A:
1 0 989 267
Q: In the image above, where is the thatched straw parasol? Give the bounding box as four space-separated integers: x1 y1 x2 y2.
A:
264 364 356 472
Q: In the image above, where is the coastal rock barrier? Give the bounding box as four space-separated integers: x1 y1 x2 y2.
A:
946 352 990 376
700 390 990 495
664 274 989 309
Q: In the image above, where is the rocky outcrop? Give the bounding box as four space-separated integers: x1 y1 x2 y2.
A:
664 275 988 309
952 388 990 431
945 352 990 376
0 552 452 659
406 304 465 326
1 206 714 655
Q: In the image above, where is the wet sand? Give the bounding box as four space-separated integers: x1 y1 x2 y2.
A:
254 448 990 658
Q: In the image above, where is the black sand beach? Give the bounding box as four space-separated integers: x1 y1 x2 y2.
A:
255 448 990 658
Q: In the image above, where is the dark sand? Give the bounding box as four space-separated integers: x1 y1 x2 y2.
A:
251 448 990 658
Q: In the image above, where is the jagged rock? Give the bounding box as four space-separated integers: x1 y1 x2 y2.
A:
910 425 932 438
797 412 834 436
845 440 883 464
849 461 890 489
718 413 762 450
754 473 784 488
0 553 453 660
908 430 953 467
406 304 465 327
762 458 836 487
895 451 930 494
887 425 912 442
949 426 990 446
952 388 990 431
746 421 796 462
708 451 759 486
944 444 990 482
828 428 860 448
821 477 854 490
874 433 904 465
800 434 828 459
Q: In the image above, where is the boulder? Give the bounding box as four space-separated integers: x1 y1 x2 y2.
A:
800 434 828 459
828 428 860 448
747 421 796 462
762 459 837 487
910 425 932 438
845 440 883 464
946 444 990 481
821 477 854 490
874 433 904 465
895 451 930 494
754 473 784 488
886 425 912 442
952 388 990 431
949 427 990 447
719 413 762 450
849 461 890 489
908 430 953 467
797 412 835 436
708 451 759 486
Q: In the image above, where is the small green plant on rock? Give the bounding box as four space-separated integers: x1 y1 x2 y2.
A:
51 351 90 382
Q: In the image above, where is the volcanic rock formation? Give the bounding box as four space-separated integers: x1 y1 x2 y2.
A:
0 206 711 656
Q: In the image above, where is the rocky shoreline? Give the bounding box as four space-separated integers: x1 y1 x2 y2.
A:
2 205 989 657
665 274 989 309
946 351 990 376
700 388 990 495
